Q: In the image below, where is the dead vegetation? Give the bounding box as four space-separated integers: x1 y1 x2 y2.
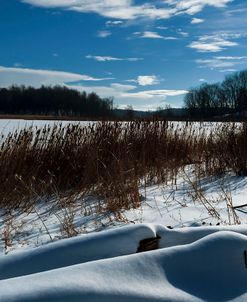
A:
0 120 246 217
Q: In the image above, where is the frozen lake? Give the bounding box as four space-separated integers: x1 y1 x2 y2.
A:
0 118 241 140
0 119 92 138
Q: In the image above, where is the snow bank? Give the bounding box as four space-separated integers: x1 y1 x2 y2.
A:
0 224 155 280
0 224 247 301
155 224 247 248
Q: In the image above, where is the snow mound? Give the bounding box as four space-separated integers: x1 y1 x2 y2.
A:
0 223 155 280
162 230 247 301
156 223 247 248
0 225 247 301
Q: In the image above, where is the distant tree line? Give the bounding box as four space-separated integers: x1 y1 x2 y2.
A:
0 85 114 117
184 70 247 118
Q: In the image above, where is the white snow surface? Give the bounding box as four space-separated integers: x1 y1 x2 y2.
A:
1 224 247 301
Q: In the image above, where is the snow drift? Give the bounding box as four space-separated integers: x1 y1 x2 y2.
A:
0 224 247 301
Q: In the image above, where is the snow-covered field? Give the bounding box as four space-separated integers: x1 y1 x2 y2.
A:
1 170 247 254
1 119 247 301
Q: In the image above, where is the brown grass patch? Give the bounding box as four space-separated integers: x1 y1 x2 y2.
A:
0 121 246 215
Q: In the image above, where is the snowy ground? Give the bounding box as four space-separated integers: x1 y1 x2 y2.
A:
1 119 247 301
1 224 247 301
1 171 247 301
1 169 247 255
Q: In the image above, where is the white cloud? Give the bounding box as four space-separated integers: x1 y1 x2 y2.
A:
141 31 165 39
166 0 232 15
21 0 232 20
106 20 124 26
199 78 206 82
0 65 186 110
156 26 168 30
138 31 177 40
86 55 143 62
126 75 161 86
67 83 135 98
215 56 247 60
191 18 204 24
121 89 187 99
196 56 247 69
220 32 247 39
97 30 111 38
137 75 160 86
110 83 136 91
21 0 174 20
0 66 113 87
189 34 238 52
224 7 247 17
66 82 187 110
178 29 189 37
219 69 237 72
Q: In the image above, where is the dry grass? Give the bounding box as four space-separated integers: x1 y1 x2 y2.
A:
0 121 246 216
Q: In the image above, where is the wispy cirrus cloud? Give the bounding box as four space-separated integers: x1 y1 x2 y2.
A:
21 0 232 20
97 30 111 38
105 20 124 26
196 56 247 70
86 55 143 62
191 18 204 24
134 31 177 40
189 34 239 52
165 0 232 15
21 0 175 20
66 82 187 110
219 69 237 72
156 26 168 30
223 6 247 17
177 29 189 37
121 89 187 99
0 66 113 87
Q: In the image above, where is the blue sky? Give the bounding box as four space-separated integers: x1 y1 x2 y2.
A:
0 0 247 110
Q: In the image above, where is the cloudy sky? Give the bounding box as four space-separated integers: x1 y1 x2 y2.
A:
0 0 247 110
